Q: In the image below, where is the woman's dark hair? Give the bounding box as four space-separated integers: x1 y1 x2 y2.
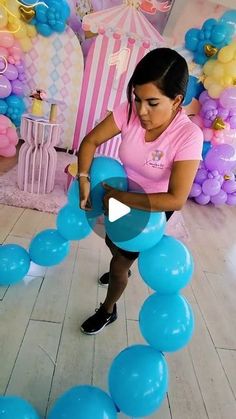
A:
127 48 189 122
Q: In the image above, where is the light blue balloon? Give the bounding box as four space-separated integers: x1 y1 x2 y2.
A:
29 229 70 266
56 204 96 241
183 75 204 106
185 28 200 51
105 210 166 252
139 293 195 352
108 344 168 417
0 99 7 114
0 396 40 419
138 235 194 294
220 10 236 35
36 23 53 37
0 244 30 286
90 156 128 216
48 385 117 419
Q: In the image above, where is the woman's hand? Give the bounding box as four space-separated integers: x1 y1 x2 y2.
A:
102 183 122 214
79 177 92 210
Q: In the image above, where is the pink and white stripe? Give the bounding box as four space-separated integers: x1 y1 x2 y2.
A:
72 3 165 159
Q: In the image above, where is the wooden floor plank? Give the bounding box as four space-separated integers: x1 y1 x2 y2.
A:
217 348 236 399
47 248 100 413
6 320 61 418
0 277 43 394
0 205 24 243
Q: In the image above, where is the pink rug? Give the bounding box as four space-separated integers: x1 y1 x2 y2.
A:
0 152 76 214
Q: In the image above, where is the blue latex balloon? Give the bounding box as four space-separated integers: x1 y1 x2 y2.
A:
139 293 195 352
48 385 117 419
183 75 204 106
220 10 236 35
90 156 128 216
36 23 53 37
56 204 96 241
0 244 30 286
109 344 168 417
0 396 40 419
138 235 194 294
29 229 70 266
0 99 7 114
105 210 166 252
185 28 200 51
202 141 212 159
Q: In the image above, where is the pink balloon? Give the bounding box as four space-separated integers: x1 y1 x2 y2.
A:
210 189 227 205
220 87 236 110
0 75 12 98
195 192 211 205
0 33 14 48
0 114 11 128
226 193 236 206
0 46 8 58
0 134 9 148
7 127 18 145
0 144 16 157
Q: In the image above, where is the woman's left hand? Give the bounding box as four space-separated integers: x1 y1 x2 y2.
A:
102 183 122 215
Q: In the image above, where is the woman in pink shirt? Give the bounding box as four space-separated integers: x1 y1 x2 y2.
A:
77 48 203 335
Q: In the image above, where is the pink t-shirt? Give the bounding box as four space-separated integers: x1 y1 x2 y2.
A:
113 102 203 193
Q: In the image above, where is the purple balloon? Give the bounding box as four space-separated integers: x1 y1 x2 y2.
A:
4 63 18 81
195 192 211 205
222 179 236 194
189 182 202 198
210 189 227 205
204 144 236 174
199 90 210 104
194 168 208 185
202 178 221 196
0 75 12 98
229 116 236 129
226 193 236 206
11 79 25 96
220 87 236 109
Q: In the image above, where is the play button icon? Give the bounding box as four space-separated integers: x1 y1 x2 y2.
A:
108 198 131 222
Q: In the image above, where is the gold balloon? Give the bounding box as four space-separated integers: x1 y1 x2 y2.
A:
212 117 226 130
19 5 35 23
204 44 218 58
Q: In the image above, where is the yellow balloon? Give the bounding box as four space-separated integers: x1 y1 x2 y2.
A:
218 45 235 63
222 75 233 87
27 24 37 38
225 60 236 78
0 4 7 29
204 76 214 90
208 83 223 99
5 0 20 16
212 62 224 80
18 36 32 52
203 60 215 76
13 21 27 38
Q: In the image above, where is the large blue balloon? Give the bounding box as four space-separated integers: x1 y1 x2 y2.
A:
90 156 128 215
105 210 166 252
220 10 236 35
138 235 194 294
0 396 40 419
56 204 96 241
109 344 168 417
139 293 195 352
48 385 117 419
29 229 70 266
183 75 204 106
0 244 30 286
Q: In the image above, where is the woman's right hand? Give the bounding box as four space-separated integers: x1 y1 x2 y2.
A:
79 177 92 210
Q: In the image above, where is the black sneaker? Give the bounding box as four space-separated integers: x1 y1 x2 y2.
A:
80 304 117 335
98 269 131 287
